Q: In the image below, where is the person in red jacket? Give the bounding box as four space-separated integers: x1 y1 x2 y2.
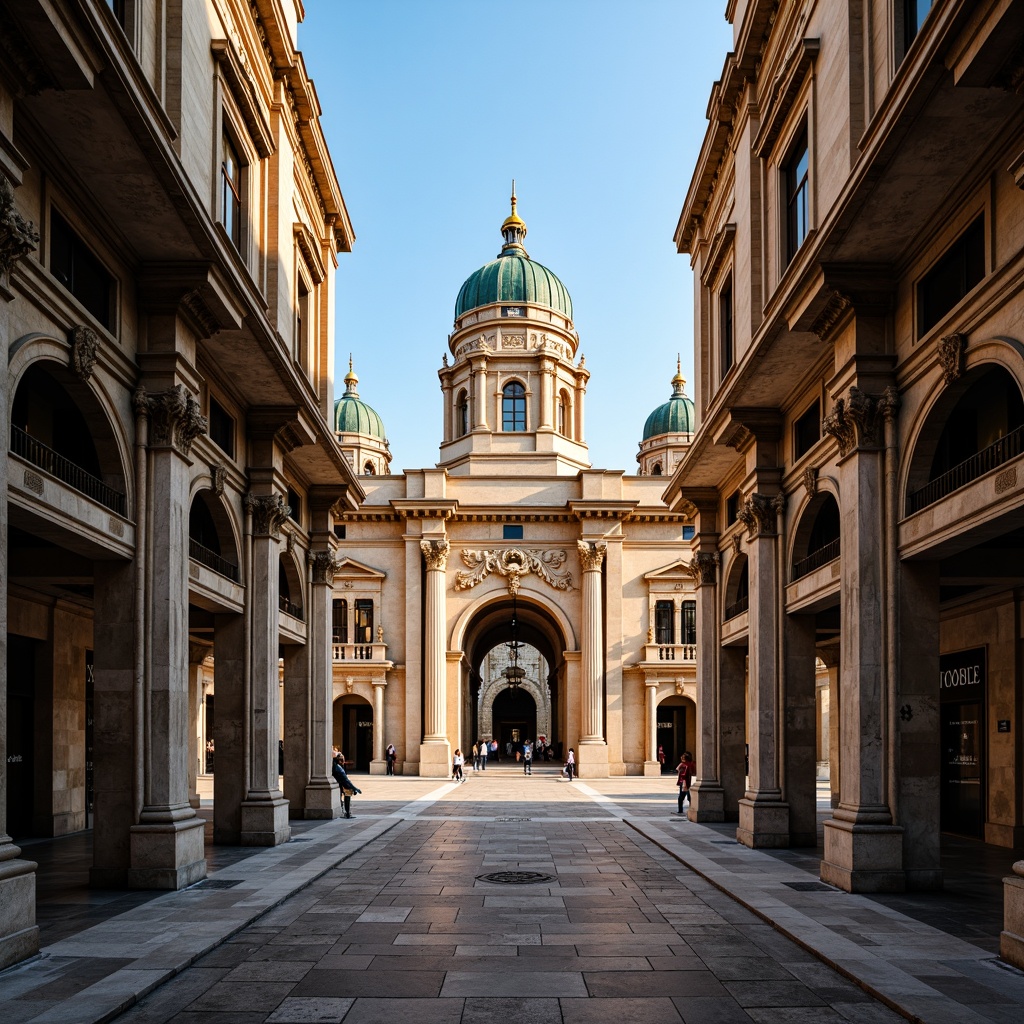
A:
676 752 695 815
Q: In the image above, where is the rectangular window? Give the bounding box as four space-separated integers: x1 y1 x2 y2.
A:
654 601 675 645
785 128 809 264
220 130 243 250
793 400 821 461
917 215 985 337
334 524 347 540
296 277 310 368
50 210 114 329
503 524 524 540
720 275 734 379
332 599 348 644
726 491 740 526
682 601 697 646
208 396 235 458
286 487 301 524
354 599 373 644
682 524 695 541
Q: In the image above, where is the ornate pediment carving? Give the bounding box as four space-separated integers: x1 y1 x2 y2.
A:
455 547 574 595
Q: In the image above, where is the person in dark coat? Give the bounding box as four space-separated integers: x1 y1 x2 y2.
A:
332 753 361 818
676 751 695 815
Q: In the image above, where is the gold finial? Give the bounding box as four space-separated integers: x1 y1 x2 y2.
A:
671 356 686 395
344 354 359 394
500 180 527 254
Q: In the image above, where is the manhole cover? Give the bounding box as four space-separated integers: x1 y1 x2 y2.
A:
193 879 242 889
494 817 532 822
783 881 840 892
477 871 555 885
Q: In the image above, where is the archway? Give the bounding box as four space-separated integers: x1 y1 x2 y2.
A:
657 694 696 774
333 695 373 772
491 687 537 757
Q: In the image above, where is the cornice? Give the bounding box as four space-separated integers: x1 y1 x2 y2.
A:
390 499 458 520
568 501 638 522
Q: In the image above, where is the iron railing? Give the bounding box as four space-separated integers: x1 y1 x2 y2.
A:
908 425 1024 514
11 424 126 516
724 595 749 621
279 596 303 620
188 538 239 582
792 538 840 581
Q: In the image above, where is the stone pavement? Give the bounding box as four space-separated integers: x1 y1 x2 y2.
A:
0 769 1021 1023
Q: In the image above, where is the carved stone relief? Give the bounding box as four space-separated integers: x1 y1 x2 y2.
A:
455 547 573 595
308 551 338 584
577 540 607 572
144 385 208 456
0 172 39 276
421 539 450 571
246 493 290 537
736 493 784 538
684 551 719 587
69 325 99 381
937 333 966 386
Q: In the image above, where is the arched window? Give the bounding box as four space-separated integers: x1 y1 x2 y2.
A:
363 462 375 475
651 463 663 476
456 390 469 437
502 381 526 432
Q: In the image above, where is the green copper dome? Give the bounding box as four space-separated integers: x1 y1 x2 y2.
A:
454 191 573 322
334 360 386 439
643 363 695 440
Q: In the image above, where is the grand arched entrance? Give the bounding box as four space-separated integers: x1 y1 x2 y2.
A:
458 592 572 761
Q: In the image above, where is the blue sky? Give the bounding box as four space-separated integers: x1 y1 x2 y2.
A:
299 1 733 473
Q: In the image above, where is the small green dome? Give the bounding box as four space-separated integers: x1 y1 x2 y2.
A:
455 192 573 322
334 361 386 439
643 363 695 440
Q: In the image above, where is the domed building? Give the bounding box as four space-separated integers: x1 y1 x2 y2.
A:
638 361 696 477
329 194 698 780
334 358 391 475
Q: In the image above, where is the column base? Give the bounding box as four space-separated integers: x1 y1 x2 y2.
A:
576 741 609 779
370 759 387 775
643 760 662 778
240 797 291 846
820 818 905 892
1000 863 1024 970
128 816 206 889
419 740 452 778
0 845 39 969
302 780 341 820
689 782 725 822
737 798 790 848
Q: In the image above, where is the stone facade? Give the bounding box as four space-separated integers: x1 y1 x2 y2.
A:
665 0 1024 961
0 0 360 969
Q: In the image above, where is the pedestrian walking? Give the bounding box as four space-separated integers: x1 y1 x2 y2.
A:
385 743 396 776
657 744 666 772
472 742 480 771
332 753 361 819
523 739 533 775
452 748 464 782
479 739 488 770
565 748 575 781
677 751 695 815
490 739 498 762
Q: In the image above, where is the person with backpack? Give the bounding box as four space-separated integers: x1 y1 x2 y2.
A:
522 739 533 775
478 739 488 770
332 753 361 819
677 751 695 815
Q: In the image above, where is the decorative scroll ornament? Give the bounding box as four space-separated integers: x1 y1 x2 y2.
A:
736 493 784 538
577 540 607 573
937 333 966 385
0 172 39 276
146 384 207 456
810 290 852 342
803 466 817 498
245 493 290 537
210 463 226 497
684 551 719 587
308 550 338 584
69 325 99 380
421 538 450 571
822 387 884 457
455 547 573 595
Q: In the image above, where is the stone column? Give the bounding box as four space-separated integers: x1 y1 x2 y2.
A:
686 551 726 820
784 612 818 847
187 650 206 810
539 356 553 429
0 169 38 967
821 386 904 891
819 646 841 809
240 493 290 845
419 539 451 776
304 551 340 817
736 493 789 848
212 612 245 844
129 385 207 889
643 681 660 777
577 540 609 776
282 643 309 817
470 354 488 430
371 679 387 773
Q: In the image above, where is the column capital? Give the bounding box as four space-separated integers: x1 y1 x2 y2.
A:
246 492 290 537
823 386 898 457
142 384 208 456
0 171 39 277
685 551 720 587
577 540 607 571
307 550 338 585
421 538 450 571
736 492 784 539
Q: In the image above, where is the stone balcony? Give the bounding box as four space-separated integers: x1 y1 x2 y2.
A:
640 643 697 664
332 642 389 662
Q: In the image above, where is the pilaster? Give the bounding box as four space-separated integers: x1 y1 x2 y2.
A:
419 538 452 776
577 540 609 777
